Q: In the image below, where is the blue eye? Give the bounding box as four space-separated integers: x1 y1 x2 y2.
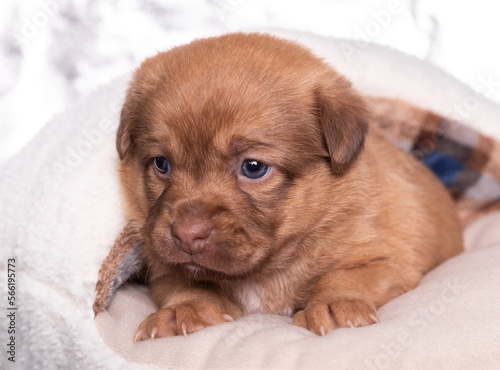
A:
154 157 171 174
241 159 270 179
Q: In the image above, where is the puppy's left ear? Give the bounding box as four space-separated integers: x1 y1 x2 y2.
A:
116 101 132 160
315 73 370 174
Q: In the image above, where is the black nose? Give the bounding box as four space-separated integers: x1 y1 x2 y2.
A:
171 220 212 254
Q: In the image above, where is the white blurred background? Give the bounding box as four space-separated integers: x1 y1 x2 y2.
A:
1 0 500 163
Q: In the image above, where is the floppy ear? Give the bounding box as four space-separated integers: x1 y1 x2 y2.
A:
315 74 370 174
116 61 163 160
116 101 132 160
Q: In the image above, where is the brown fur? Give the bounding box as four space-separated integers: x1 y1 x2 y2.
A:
116 33 463 340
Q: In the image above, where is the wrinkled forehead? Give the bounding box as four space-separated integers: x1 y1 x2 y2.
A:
138 88 310 149
132 81 326 177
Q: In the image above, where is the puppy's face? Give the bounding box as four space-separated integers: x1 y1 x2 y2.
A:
117 33 369 280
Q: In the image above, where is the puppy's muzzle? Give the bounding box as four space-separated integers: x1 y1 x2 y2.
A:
171 219 212 255
170 199 219 255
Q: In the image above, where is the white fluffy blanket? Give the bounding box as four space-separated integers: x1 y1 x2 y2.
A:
1 31 500 369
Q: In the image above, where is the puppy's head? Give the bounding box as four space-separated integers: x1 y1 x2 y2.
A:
117 33 369 280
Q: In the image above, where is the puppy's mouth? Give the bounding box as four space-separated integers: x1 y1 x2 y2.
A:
182 261 210 275
178 261 239 281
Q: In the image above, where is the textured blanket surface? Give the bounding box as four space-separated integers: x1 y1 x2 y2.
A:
2 31 500 369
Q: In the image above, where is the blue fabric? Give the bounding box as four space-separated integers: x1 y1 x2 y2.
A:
422 152 463 186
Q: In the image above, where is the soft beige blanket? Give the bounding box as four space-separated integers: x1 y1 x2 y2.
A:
97 215 500 369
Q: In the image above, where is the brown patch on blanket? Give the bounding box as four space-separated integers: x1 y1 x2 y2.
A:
93 221 144 316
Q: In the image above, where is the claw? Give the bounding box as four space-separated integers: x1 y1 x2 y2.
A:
223 314 234 322
134 329 146 343
150 327 158 340
181 322 188 337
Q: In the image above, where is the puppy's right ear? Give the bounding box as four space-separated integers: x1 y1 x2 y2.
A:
116 102 132 160
315 72 370 174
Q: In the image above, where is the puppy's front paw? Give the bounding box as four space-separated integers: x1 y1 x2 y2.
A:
134 301 234 342
292 299 378 335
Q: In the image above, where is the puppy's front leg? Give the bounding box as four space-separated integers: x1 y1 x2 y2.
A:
135 273 242 341
293 261 418 335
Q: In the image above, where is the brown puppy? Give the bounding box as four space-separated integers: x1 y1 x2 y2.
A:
116 33 463 340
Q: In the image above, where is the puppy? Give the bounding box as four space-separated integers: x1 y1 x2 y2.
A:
116 33 463 340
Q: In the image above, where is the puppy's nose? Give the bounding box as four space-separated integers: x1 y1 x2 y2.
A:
171 221 212 254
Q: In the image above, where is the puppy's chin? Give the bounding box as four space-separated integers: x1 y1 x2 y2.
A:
169 257 261 282
176 262 245 282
